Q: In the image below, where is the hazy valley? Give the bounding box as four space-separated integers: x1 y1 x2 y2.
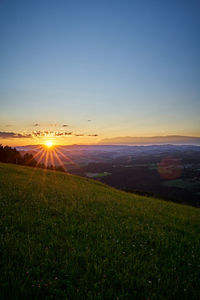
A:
18 144 200 207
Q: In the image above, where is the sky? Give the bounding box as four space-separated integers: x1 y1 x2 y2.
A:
0 0 200 146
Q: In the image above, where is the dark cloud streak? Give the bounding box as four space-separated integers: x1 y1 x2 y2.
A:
0 132 32 139
0 130 98 139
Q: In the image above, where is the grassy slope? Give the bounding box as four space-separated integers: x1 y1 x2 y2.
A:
0 163 199 300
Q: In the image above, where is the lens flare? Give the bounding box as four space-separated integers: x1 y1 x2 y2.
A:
158 157 182 180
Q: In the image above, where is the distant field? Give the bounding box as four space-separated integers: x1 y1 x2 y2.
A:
0 163 200 299
86 172 112 178
163 179 200 190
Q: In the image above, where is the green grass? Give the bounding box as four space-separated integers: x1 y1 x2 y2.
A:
0 163 200 300
86 172 112 178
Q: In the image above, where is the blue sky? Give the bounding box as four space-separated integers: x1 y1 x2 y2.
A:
0 0 199 145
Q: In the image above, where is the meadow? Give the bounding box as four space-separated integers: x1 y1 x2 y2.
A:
0 162 200 299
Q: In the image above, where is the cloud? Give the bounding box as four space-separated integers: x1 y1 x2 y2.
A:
32 131 43 136
98 135 200 145
62 124 69 127
88 120 92 122
33 123 40 127
31 130 73 137
0 132 32 139
74 134 84 136
0 130 98 139
55 132 64 136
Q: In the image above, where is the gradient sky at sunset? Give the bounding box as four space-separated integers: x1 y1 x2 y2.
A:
0 0 200 146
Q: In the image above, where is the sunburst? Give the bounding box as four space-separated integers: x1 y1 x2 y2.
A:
45 141 53 148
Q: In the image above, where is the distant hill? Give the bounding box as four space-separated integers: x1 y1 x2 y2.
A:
0 163 199 299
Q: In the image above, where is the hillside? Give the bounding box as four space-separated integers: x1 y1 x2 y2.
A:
0 163 199 299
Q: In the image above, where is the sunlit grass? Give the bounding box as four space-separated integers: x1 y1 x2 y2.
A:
0 163 199 299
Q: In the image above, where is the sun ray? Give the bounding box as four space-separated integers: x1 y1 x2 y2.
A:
49 149 56 168
40 150 50 186
22 144 82 191
36 149 46 167
44 149 50 167
22 148 47 189
23 145 44 165
48 149 60 185
55 147 80 169
52 149 66 170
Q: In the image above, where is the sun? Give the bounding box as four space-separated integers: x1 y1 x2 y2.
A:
45 141 53 148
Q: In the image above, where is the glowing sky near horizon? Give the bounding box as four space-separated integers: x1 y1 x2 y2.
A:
0 0 200 146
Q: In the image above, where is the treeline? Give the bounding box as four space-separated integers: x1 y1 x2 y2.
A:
0 145 65 172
